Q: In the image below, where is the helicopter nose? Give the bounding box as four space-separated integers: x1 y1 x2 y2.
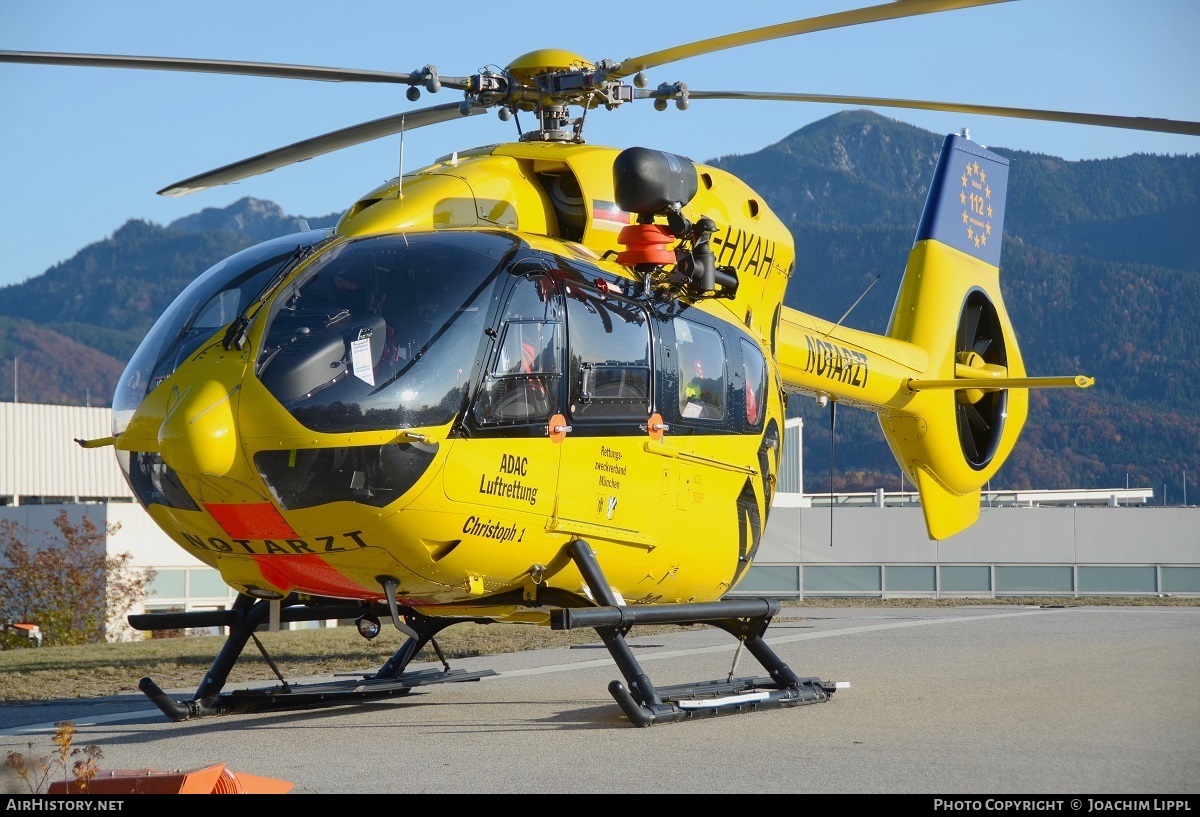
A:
158 380 240 477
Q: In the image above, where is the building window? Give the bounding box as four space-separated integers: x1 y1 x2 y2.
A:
995 566 1073 594
189 568 229 599
940 565 992 592
1162 566 1200 593
1078 566 1156 594
735 565 800 595
886 565 936 592
148 569 186 601
804 565 881 595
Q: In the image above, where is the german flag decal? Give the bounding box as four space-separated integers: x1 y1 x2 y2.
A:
591 199 630 231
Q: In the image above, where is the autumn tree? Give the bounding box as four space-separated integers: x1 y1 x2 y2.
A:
0 510 155 648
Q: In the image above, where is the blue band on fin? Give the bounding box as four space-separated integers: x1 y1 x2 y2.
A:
915 134 1009 268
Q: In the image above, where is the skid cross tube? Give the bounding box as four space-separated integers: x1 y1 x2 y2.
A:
130 594 497 721
555 538 838 726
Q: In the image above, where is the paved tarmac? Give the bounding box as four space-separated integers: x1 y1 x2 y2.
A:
2 605 1198 795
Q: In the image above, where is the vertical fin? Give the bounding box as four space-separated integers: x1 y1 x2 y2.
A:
914 132 1009 268
880 133 1024 540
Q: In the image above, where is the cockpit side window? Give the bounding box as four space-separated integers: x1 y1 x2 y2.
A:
564 283 652 421
473 274 563 425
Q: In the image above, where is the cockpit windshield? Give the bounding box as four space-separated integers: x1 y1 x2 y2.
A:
255 231 519 433
112 229 333 436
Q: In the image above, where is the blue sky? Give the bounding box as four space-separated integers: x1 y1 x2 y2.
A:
2 0 1197 289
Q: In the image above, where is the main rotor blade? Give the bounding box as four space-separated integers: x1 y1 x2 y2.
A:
158 103 484 197
0 50 421 84
606 0 1012 79
671 90 1200 137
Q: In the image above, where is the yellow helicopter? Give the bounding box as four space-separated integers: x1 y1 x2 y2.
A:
4 0 1198 727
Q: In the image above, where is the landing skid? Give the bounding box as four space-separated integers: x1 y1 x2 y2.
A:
128 596 497 722
126 538 841 726
556 539 840 726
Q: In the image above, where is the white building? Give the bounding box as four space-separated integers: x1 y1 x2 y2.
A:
0 402 238 636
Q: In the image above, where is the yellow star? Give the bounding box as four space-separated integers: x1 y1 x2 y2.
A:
980 234 987 246
985 184 992 199
960 191 967 204
987 204 993 218
967 227 975 241
985 222 992 235
974 234 981 247
979 169 986 184
962 211 969 224
961 173 968 186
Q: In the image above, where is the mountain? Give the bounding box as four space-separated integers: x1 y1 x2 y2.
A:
0 318 123 408
0 199 340 373
708 110 1200 497
0 112 1195 496
166 196 332 244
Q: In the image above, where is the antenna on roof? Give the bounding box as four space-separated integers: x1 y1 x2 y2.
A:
397 115 406 199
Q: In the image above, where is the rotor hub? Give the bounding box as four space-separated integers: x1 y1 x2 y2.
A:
505 49 594 85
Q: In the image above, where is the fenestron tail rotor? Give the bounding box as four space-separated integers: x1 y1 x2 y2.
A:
954 290 1008 468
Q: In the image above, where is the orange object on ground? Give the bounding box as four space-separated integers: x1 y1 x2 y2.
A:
48 762 294 794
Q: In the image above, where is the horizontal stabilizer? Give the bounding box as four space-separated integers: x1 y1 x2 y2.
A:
907 375 1094 392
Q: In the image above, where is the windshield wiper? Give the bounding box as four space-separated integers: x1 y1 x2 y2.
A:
223 242 323 350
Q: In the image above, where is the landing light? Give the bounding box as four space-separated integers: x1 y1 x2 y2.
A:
244 586 286 601
356 614 382 640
